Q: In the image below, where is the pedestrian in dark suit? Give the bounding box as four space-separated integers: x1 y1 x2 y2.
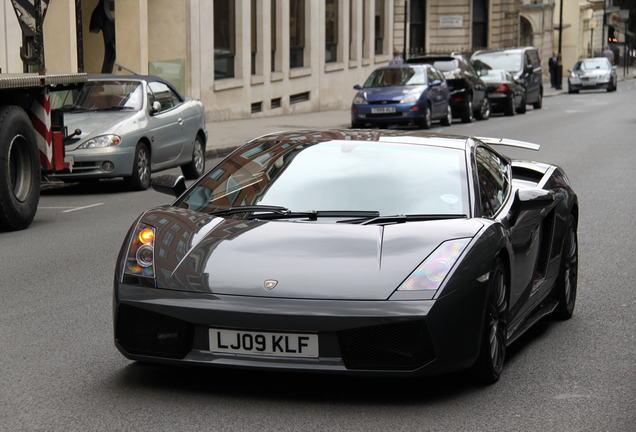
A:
548 51 558 88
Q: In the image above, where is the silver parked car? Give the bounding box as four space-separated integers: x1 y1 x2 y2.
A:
49 76 208 190
568 58 617 93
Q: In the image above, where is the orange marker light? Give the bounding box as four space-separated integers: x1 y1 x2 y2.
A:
139 229 155 244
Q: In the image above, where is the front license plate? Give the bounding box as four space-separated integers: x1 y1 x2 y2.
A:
371 106 396 114
209 328 319 358
582 81 596 86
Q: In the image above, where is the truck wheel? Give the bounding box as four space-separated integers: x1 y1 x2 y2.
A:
0 106 41 231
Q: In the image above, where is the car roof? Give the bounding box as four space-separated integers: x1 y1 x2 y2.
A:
472 47 536 56
247 129 540 153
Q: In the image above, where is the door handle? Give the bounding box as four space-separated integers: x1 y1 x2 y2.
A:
178 118 183 125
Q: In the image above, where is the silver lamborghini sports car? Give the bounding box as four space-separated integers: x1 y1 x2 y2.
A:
113 129 578 383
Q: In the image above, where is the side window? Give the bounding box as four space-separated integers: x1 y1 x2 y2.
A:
147 82 181 113
530 50 540 68
475 147 509 217
427 68 436 84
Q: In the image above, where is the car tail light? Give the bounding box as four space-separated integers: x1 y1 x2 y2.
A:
494 84 509 94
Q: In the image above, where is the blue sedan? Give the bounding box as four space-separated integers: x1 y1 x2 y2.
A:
351 65 453 129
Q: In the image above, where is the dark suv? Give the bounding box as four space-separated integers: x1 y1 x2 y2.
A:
471 47 543 110
407 53 489 122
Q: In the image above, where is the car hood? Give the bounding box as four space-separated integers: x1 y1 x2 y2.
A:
574 70 609 77
139 207 484 300
358 86 427 103
63 111 135 150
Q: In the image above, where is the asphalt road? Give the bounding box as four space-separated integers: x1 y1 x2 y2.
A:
1 83 635 431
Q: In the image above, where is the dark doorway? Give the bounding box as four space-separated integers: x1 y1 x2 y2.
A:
409 0 426 57
472 0 488 50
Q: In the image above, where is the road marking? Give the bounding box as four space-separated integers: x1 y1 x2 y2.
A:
62 203 104 213
566 110 590 113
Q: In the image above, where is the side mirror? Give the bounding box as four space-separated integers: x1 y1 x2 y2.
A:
567 69 573 73
151 174 187 197
431 80 442 87
151 101 162 114
508 188 554 226
353 84 362 90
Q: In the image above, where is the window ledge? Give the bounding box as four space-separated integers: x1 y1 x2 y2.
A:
348 60 358 68
375 54 391 63
325 62 345 73
251 75 265 85
290 67 312 79
362 58 371 66
271 71 284 82
214 78 244 92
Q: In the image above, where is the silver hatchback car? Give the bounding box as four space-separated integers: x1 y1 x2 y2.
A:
49 76 208 190
568 58 618 93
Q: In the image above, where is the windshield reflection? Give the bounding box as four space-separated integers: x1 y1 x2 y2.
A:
179 131 469 218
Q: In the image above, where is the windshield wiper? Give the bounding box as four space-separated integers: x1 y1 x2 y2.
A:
208 205 291 217
256 210 381 221
342 214 469 225
88 106 135 111
208 206 381 221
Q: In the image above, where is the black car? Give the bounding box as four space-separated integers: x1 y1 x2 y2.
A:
480 69 527 116
471 47 543 110
114 129 579 384
408 53 490 123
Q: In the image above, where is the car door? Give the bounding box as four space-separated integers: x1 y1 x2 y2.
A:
426 67 445 116
464 57 486 107
523 51 541 103
146 81 186 166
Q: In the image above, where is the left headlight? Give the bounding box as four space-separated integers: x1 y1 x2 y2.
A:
397 238 471 292
78 134 121 149
124 222 156 279
400 91 423 104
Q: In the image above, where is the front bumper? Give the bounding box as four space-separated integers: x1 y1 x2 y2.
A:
47 146 136 180
113 279 488 376
351 102 426 126
568 77 612 91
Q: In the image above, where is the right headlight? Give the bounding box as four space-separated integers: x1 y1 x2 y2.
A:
353 95 368 105
124 222 156 279
78 134 121 149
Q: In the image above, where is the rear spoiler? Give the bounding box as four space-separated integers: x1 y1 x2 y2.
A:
476 137 540 151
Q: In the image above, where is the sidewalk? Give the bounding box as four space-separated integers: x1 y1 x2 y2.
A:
204 71 636 159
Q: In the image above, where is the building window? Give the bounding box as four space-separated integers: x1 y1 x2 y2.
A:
290 0 305 68
349 0 354 60
271 0 277 72
409 0 426 56
473 0 488 50
251 0 257 75
362 0 368 58
326 0 338 63
375 0 385 55
214 0 235 79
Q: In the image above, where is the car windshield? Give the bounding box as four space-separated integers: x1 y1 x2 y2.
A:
480 71 507 81
364 67 427 87
472 52 522 74
575 59 610 71
432 59 460 71
53 81 144 111
179 135 469 217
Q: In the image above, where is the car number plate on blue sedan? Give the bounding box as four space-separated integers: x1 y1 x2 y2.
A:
371 106 396 114
209 328 319 358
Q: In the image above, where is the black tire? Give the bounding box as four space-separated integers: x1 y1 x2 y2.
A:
476 97 490 120
440 103 452 126
461 94 474 123
474 258 508 384
532 90 543 109
0 105 41 231
124 142 151 191
419 104 432 129
181 135 206 179
552 215 578 320
568 86 579 94
351 120 365 128
517 94 527 114
504 96 516 116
